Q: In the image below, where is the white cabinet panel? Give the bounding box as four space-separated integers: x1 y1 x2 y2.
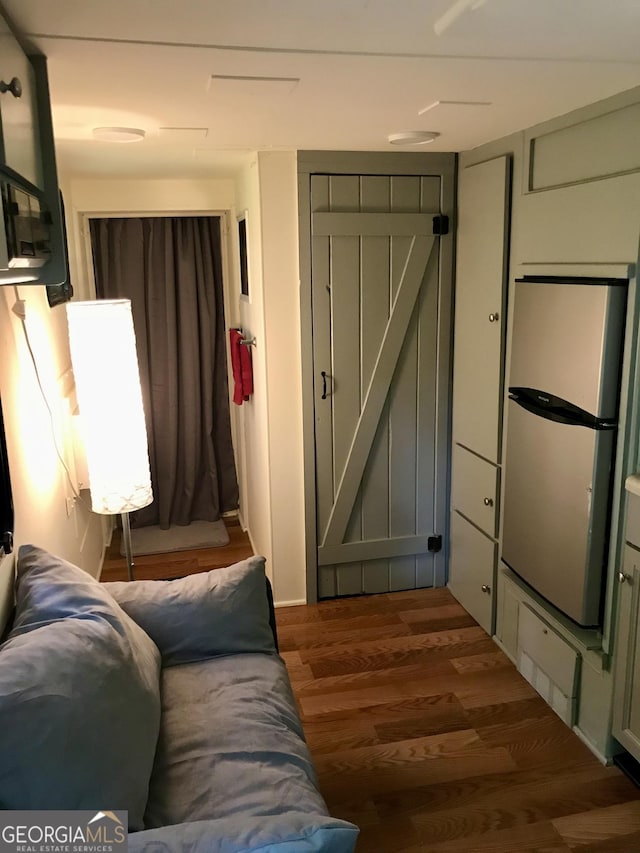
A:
451 443 498 537
448 511 495 635
451 156 510 464
517 606 580 727
518 605 579 699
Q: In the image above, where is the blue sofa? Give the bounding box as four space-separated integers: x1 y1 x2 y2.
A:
0 546 359 853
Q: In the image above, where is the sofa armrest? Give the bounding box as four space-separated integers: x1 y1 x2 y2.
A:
104 556 276 665
129 814 358 853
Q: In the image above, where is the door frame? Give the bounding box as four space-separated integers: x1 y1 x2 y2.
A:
297 151 457 603
80 208 242 528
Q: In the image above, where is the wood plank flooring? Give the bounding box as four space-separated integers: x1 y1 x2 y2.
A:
101 534 640 851
279 588 640 853
99 516 253 581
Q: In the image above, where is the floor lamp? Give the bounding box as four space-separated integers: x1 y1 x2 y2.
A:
67 299 153 581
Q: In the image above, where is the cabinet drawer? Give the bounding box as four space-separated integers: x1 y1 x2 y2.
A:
518 605 579 698
448 510 495 635
451 443 499 537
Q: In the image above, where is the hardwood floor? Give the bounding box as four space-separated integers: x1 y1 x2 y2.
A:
279 588 640 853
99 516 253 581
101 535 640 851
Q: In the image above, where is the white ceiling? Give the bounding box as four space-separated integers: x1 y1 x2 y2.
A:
4 0 640 179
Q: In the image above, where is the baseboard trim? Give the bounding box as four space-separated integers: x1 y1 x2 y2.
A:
275 599 307 608
492 635 517 666
572 725 613 766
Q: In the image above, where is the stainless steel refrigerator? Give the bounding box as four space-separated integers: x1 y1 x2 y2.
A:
501 276 627 626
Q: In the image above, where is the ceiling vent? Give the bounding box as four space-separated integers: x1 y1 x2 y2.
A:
208 75 300 95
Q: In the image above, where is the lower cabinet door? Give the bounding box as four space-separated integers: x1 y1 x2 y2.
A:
612 545 640 760
451 443 499 537
448 510 496 635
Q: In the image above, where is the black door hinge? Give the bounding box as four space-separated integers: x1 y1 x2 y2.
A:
427 534 442 553
432 215 449 236
1 531 13 555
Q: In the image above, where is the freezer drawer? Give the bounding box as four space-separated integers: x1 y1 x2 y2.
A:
451 444 499 537
501 400 614 625
518 604 579 725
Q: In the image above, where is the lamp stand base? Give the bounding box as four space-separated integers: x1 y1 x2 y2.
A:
121 511 135 582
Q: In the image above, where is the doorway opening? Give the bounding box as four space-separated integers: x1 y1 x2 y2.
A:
89 215 239 546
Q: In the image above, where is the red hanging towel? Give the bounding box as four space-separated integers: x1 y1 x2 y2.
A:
239 335 254 401
229 329 245 405
229 329 254 404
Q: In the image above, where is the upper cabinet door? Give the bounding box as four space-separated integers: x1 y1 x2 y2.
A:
452 156 511 464
0 16 42 189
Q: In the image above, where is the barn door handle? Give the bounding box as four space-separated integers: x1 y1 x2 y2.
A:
321 371 328 399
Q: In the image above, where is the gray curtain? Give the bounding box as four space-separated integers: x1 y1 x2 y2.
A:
90 216 239 529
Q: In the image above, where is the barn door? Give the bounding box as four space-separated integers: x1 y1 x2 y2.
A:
311 173 446 598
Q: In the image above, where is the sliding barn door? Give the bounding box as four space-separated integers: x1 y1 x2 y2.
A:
311 174 445 598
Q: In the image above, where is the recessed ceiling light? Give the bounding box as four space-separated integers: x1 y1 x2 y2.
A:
387 131 440 146
92 127 146 143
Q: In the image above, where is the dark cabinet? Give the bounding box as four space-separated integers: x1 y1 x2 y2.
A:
0 14 42 189
0 8 67 286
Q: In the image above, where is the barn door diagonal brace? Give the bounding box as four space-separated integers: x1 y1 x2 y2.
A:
321 234 438 548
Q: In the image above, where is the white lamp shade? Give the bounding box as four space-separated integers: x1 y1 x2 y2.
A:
67 299 153 515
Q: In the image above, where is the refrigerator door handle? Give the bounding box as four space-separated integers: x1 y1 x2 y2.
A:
508 387 617 431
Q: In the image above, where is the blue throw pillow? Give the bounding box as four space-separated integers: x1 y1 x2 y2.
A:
0 545 161 830
104 556 275 666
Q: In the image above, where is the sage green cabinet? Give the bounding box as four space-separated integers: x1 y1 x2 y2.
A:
449 510 495 634
449 155 511 634
451 156 510 464
612 485 640 759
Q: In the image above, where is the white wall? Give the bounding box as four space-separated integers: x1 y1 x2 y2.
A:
0 283 104 580
63 172 307 600
233 159 274 577
257 152 305 605
65 177 237 299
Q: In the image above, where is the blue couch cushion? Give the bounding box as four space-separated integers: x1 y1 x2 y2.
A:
104 557 274 665
129 813 359 852
0 545 161 830
144 654 344 830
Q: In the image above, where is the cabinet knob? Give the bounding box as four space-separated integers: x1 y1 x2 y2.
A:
488 312 500 323
618 571 632 584
483 497 494 507
481 584 491 594
0 77 22 99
